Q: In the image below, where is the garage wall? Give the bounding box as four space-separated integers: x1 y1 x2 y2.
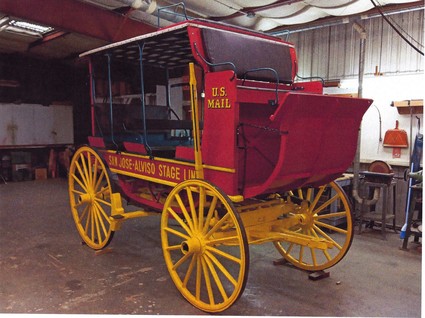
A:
325 73 423 167
288 9 424 78
0 103 73 146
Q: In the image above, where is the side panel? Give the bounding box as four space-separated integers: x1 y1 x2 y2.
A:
202 71 239 195
243 93 372 197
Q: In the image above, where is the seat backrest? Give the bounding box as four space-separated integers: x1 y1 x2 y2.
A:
201 28 294 84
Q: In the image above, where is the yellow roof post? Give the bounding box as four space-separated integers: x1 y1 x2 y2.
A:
189 62 204 179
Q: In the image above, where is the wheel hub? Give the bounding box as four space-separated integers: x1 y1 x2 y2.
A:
78 193 93 204
181 236 204 255
298 201 314 227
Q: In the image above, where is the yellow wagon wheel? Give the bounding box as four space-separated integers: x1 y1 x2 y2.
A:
274 181 353 271
161 179 249 313
68 146 115 250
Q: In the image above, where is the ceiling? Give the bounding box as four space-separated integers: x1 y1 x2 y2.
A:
0 0 423 61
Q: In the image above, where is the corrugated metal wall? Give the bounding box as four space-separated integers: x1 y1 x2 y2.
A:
288 9 424 79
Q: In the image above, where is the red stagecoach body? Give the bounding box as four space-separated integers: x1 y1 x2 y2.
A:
80 20 372 204
70 19 373 312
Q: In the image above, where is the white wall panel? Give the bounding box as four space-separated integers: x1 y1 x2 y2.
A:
288 9 424 79
0 104 73 147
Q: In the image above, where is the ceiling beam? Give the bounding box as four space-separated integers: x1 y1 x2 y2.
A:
0 0 156 43
28 30 69 51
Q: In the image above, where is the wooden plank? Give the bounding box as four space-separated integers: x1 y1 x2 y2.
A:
391 99 423 114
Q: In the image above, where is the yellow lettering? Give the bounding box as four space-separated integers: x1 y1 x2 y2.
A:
207 97 231 109
109 156 118 166
188 170 196 179
118 157 133 169
212 87 218 97
133 160 155 175
207 99 215 108
219 87 226 96
183 168 196 180
158 164 180 180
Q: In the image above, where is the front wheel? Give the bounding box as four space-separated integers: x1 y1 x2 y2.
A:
68 146 115 250
161 179 249 313
274 181 353 271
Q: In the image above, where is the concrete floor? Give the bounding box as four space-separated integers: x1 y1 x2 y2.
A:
0 179 421 316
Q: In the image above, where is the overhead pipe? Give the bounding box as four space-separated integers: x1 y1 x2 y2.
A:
351 21 380 207
273 4 423 36
117 1 424 35
117 0 157 13
115 0 189 28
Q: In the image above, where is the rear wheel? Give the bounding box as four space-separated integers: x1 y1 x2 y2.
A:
274 181 353 271
161 179 249 312
68 146 114 250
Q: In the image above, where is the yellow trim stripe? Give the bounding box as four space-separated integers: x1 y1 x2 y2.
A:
108 167 178 187
106 150 236 173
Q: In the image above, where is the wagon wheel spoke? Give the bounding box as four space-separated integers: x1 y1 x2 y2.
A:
206 235 241 246
182 254 197 288
205 250 238 286
92 158 99 188
71 168 89 193
94 170 106 194
206 246 242 265
314 193 340 215
313 224 343 250
164 226 191 241
205 212 231 239
186 187 199 231
78 153 91 187
94 197 112 207
201 257 215 305
195 257 202 301
175 193 195 234
202 196 218 235
92 204 103 244
198 186 205 232
161 179 249 313
166 207 192 236
274 181 353 271
172 251 193 271
68 146 115 250
93 200 112 229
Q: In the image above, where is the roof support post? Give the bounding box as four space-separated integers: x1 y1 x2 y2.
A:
138 42 152 158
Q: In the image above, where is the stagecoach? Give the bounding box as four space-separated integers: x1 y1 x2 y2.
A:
68 19 372 312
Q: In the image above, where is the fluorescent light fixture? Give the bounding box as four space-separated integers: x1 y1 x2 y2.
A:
8 19 53 34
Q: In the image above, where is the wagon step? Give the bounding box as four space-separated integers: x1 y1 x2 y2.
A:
248 229 334 250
